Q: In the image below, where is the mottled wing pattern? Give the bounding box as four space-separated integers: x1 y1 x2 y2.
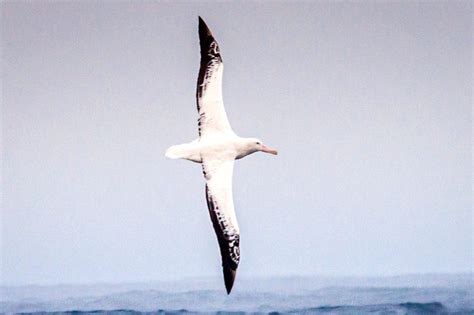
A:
201 157 240 294
196 17 233 137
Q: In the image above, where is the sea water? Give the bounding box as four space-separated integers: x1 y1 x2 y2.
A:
1 274 472 314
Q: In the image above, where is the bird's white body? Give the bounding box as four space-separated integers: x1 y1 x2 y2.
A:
165 17 276 294
165 135 260 163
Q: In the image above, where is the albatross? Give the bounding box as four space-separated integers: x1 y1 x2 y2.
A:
165 17 278 294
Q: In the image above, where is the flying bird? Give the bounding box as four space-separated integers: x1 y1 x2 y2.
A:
165 17 278 294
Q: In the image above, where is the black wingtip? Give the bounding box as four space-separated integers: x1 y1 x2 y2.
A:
223 267 236 294
198 16 213 40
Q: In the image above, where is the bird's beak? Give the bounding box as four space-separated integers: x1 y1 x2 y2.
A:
261 144 278 155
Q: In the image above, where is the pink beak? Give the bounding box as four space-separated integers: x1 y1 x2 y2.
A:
261 144 278 155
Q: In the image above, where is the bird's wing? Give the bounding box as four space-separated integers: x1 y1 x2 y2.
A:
196 17 233 138
202 156 240 294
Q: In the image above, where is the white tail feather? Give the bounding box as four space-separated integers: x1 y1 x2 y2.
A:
165 140 202 163
165 145 183 159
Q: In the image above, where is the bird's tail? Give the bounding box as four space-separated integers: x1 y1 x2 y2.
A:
165 144 184 159
165 140 202 163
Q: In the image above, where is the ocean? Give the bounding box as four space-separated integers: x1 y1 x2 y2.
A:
1 274 472 314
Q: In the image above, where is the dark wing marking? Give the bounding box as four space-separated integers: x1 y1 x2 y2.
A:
205 184 240 294
196 16 222 106
196 17 233 137
201 157 239 294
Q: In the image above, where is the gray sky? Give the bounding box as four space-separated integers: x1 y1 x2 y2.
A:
1 1 472 285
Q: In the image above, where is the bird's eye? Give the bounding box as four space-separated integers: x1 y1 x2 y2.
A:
256 142 260 145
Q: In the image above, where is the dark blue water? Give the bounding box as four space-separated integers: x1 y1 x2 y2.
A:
2 274 473 314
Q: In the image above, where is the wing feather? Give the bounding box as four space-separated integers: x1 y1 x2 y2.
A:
196 17 233 137
202 158 240 294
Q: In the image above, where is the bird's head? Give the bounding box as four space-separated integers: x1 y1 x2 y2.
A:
238 138 278 159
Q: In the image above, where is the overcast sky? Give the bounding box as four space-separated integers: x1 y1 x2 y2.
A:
1 1 472 285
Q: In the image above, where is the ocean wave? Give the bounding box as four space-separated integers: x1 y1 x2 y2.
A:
13 302 474 315
284 302 450 314
3 275 473 314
